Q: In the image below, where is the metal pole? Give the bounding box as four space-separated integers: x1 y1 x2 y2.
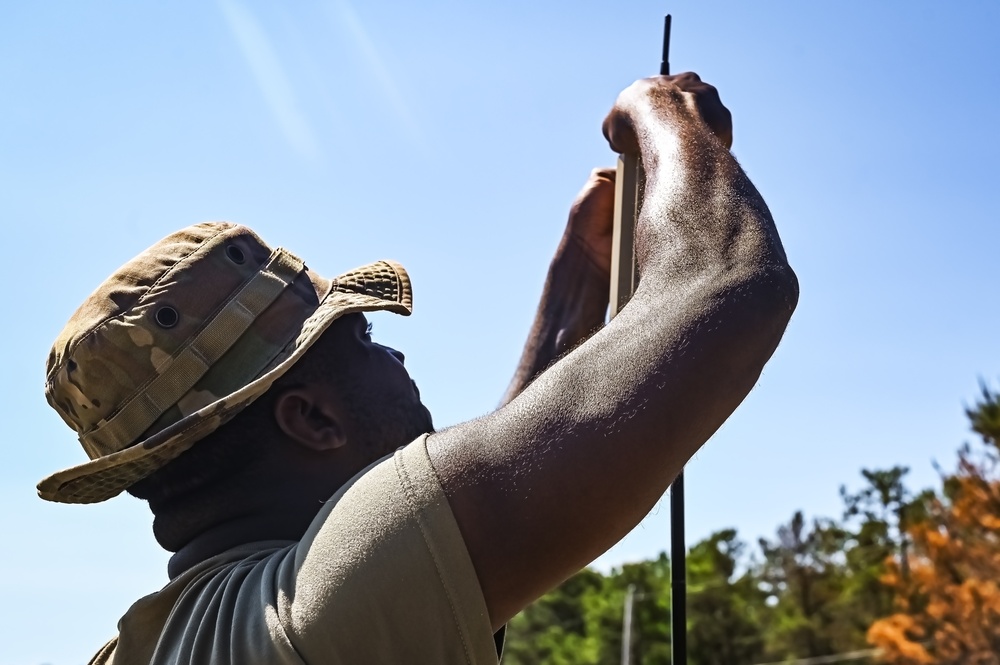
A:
659 18 687 664
621 584 636 665
609 13 686 665
670 471 686 665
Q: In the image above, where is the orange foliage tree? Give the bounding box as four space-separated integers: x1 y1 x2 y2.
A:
869 385 1000 665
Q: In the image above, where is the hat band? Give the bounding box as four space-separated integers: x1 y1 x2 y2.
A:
79 248 305 459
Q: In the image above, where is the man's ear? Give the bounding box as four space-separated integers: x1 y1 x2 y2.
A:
273 387 347 452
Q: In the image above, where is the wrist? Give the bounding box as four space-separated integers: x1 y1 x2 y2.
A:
556 232 609 279
544 241 609 343
502 233 610 405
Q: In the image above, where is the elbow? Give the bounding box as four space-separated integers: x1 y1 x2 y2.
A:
730 260 799 361
758 260 799 322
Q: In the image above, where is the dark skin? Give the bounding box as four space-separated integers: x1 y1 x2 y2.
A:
167 313 431 577
169 73 798 631
501 165 616 405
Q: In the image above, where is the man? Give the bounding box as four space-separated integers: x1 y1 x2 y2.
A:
39 73 797 663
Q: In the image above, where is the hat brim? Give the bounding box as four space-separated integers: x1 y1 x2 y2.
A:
37 260 412 504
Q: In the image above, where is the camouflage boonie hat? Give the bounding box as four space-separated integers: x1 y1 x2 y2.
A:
38 222 412 504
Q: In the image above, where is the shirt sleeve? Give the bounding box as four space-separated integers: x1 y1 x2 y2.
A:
276 434 499 664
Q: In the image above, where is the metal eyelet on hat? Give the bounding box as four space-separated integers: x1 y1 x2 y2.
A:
225 244 246 264
154 306 180 329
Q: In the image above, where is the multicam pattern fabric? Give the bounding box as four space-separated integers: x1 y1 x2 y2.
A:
38 222 413 504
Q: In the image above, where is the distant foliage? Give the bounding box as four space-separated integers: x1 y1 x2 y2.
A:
869 385 1000 665
504 474 902 664
504 382 1000 665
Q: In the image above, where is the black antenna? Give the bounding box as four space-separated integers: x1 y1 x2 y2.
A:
660 15 672 76
612 19 684 661
671 473 686 665
660 15 687 665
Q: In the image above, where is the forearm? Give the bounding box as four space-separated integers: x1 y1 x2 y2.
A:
438 266 796 627
470 244 796 624
526 98 798 516
501 236 609 406
523 93 798 439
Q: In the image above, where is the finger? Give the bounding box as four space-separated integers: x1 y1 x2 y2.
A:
720 115 734 150
603 109 639 155
591 167 616 183
581 171 616 201
670 71 702 88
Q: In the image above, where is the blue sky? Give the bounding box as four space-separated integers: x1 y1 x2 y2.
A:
2 1 998 663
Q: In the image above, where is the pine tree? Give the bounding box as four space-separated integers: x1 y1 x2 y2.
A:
756 511 850 660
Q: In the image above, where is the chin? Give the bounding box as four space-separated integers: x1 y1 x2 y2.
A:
351 394 434 455
420 404 435 435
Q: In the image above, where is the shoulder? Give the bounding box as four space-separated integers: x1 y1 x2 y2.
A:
282 435 499 663
86 637 117 665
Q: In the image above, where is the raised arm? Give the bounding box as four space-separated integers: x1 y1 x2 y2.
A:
501 167 616 406
428 73 799 630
